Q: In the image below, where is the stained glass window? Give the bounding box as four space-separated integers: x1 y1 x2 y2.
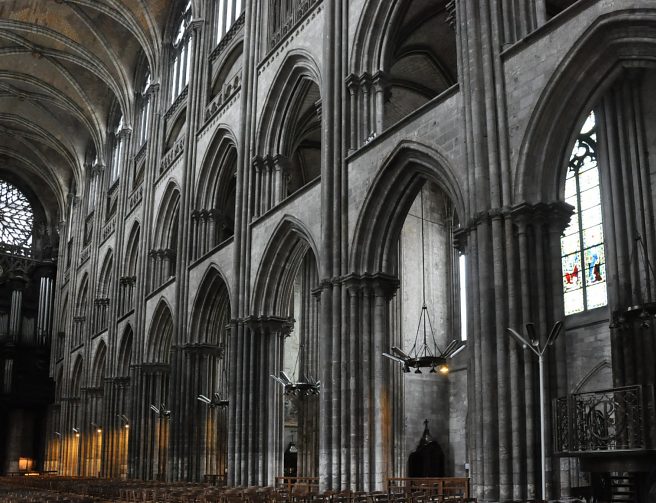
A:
561 112 607 315
0 180 33 247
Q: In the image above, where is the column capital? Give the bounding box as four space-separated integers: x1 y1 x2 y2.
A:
66 192 80 206
90 162 106 177
117 125 133 139
342 272 399 298
252 155 265 172
244 316 294 337
371 70 386 91
345 73 360 93
146 82 161 97
547 201 575 235
189 18 205 33
9 275 28 291
510 202 535 232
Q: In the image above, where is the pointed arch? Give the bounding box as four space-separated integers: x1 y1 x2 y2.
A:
189 266 232 345
146 300 174 364
76 273 90 316
193 129 238 255
154 181 181 249
91 341 108 387
54 365 64 402
197 127 238 210
58 294 69 332
118 324 133 377
350 141 464 276
125 222 141 277
572 360 612 394
256 50 322 156
252 216 320 317
97 249 114 298
350 0 403 74
70 355 84 398
515 11 656 203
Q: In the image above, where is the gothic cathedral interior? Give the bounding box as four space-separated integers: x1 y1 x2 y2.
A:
0 0 655 502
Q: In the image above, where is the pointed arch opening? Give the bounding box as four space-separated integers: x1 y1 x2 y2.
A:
72 274 90 347
253 52 322 218
94 250 113 334
121 223 140 315
194 130 238 259
349 143 466 484
84 341 107 476
349 0 457 149
147 301 174 365
251 217 321 478
187 267 232 480
150 184 181 291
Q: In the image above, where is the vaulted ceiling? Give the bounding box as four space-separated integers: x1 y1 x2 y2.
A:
0 0 172 222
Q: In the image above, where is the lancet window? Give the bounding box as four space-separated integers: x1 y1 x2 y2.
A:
214 0 243 44
561 112 607 315
170 1 192 104
137 73 151 147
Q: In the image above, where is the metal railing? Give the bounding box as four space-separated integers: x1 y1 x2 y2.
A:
554 385 652 454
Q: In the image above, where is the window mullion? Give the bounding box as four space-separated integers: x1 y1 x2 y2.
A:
576 170 587 310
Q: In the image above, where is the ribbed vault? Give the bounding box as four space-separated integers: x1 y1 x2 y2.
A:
0 0 171 219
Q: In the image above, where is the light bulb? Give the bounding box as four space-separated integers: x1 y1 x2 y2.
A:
438 364 449 375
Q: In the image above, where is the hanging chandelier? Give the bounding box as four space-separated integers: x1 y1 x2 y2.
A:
383 186 465 374
271 370 321 396
271 339 320 396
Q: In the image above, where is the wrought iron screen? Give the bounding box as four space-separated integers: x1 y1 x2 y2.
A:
554 385 648 454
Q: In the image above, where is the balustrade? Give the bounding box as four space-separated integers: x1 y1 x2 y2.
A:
554 385 652 454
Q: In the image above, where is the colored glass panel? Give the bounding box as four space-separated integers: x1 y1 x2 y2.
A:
564 290 584 315
579 187 601 211
587 282 608 309
563 213 579 237
561 233 580 256
582 224 603 249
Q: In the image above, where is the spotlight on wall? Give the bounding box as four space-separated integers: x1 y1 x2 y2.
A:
72 427 80 437
117 414 130 429
150 403 171 418
91 422 102 434
196 393 229 408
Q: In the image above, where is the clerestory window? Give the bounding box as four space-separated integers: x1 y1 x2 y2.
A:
561 111 608 315
214 0 243 45
138 72 151 146
110 115 126 183
170 1 193 104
